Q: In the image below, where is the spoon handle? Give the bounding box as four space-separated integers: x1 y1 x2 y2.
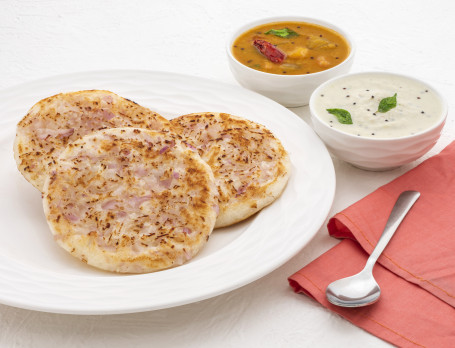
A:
365 190 420 270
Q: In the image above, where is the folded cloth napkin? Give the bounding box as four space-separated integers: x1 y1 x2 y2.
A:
289 141 455 348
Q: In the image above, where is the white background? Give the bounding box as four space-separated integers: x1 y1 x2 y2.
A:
1 0 454 347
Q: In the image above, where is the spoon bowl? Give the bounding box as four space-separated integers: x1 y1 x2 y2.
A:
326 190 420 307
326 268 380 307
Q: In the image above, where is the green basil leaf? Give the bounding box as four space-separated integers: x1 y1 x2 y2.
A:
377 93 397 113
326 108 353 124
265 28 299 38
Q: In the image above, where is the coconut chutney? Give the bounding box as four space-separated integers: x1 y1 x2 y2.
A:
313 73 444 138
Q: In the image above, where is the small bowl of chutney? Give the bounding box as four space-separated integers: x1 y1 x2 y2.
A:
226 16 355 107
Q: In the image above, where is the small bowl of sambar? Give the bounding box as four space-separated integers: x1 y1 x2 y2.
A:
226 16 355 107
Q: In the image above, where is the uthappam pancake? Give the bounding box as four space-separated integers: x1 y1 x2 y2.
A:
170 112 291 228
14 90 171 192
42 128 218 273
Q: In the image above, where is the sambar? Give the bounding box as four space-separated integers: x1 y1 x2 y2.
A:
232 21 350 75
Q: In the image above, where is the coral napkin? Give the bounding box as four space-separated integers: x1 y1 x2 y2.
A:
289 141 455 348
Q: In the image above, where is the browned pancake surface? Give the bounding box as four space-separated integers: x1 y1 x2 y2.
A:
43 128 218 273
14 90 171 191
171 112 291 228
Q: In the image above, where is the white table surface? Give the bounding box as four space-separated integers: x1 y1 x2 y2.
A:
1 0 454 347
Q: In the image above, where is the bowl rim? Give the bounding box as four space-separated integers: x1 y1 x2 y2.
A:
226 15 356 79
309 70 449 142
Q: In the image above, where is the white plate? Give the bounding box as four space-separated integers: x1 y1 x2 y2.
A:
0 70 335 314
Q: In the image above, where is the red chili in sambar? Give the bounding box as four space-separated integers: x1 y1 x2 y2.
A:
232 21 350 75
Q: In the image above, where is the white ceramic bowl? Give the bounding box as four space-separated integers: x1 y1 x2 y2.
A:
226 16 355 107
309 72 448 171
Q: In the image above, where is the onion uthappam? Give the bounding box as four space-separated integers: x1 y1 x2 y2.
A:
170 112 291 228
14 90 171 191
42 128 218 273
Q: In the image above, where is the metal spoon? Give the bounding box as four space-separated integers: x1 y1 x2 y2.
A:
326 190 420 307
